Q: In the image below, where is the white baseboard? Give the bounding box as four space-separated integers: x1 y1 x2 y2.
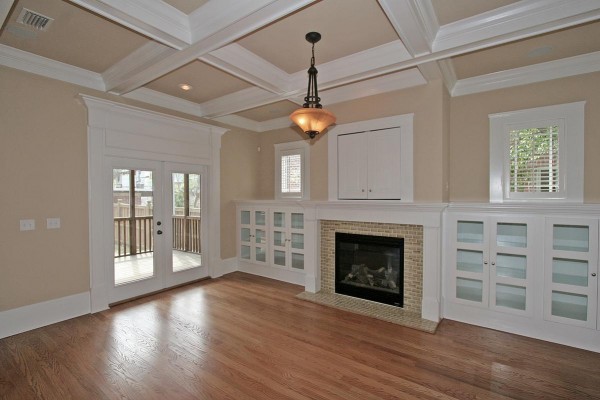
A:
0 292 91 339
238 260 305 286
218 257 238 276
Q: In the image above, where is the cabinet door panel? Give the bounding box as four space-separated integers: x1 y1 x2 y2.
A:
338 133 368 199
544 218 598 328
367 128 402 199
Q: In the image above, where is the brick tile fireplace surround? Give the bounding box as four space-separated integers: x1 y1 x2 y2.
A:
300 202 445 324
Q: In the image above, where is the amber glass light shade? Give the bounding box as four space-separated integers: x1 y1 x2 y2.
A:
290 107 336 138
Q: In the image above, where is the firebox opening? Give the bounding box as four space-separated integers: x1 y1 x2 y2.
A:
335 232 404 307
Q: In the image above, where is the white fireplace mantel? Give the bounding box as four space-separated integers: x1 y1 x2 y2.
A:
299 201 448 322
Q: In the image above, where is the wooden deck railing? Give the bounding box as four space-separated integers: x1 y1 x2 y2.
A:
114 216 201 257
114 216 154 257
172 216 201 253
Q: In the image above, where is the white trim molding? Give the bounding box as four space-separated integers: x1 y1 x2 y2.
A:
0 44 105 90
0 292 91 339
81 95 227 312
489 101 585 203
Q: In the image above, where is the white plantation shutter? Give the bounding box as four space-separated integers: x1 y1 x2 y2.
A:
275 141 309 199
509 125 559 193
281 153 302 194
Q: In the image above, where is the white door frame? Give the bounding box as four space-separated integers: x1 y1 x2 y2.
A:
82 95 227 312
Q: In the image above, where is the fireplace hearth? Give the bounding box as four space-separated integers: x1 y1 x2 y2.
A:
335 232 404 307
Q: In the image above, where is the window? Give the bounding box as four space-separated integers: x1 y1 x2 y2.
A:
275 141 310 199
489 102 584 203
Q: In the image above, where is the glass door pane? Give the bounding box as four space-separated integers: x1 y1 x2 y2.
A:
113 169 155 285
171 173 202 272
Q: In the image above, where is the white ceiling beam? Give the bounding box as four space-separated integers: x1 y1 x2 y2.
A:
188 0 275 42
123 87 206 118
201 43 290 94
102 42 176 93
200 87 285 118
69 0 190 49
106 0 315 95
436 59 457 94
452 51 600 97
434 0 600 52
0 0 15 30
377 0 438 57
0 44 105 90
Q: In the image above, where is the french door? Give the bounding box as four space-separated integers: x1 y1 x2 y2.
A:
109 157 207 304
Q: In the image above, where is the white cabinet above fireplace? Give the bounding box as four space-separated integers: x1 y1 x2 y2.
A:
329 114 413 202
338 129 402 199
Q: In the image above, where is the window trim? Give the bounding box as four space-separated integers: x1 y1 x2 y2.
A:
489 101 584 203
274 140 310 200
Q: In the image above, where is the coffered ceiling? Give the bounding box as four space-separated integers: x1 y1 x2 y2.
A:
1 0 599 132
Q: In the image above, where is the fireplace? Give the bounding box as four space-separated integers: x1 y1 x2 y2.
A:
335 232 404 307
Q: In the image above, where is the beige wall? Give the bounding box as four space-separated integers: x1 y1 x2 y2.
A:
0 68 90 311
220 130 261 259
449 71 600 203
257 80 449 202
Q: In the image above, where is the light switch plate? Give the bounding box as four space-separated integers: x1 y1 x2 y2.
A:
20 219 35 231
47 218 61 229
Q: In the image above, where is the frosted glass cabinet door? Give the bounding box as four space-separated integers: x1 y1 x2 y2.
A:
238 207 268 265
544 218 598 328
489 219 533 315
450 217 489 307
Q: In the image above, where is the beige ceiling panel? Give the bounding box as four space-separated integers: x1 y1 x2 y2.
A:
162 0 208 15
0 0 150 72
431 0 518 26
237 0 399 74
452 21 600 79
145 60 252 104
236 100 299 122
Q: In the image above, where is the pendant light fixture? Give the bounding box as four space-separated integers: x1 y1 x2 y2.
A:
290 32 336 139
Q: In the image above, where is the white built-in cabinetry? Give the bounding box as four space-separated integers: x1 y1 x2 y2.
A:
338 128 402 199
444 205 600 352
239 207 268 265
237 202 305 285
544 218 598 328
448 215 536 316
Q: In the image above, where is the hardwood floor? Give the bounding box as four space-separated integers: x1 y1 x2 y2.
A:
1 272 599 400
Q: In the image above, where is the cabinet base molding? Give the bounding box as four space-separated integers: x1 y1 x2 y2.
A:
238 261 305 286
0 292 91 339
444 302 600 353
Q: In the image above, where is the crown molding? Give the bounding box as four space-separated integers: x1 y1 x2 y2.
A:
103 42 176 92
0 44 105 90
257 116 294 132
434 0 600 52
437 59 457 94
377 0 438 57
201 43 289 94
70 0 190 48
452 51 600 97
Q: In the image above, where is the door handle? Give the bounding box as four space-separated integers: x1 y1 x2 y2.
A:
157 221 162 226
157 230 163 235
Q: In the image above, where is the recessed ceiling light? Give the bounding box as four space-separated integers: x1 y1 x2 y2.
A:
178 83 192 91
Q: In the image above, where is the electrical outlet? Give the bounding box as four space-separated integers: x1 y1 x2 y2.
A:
20 219 35 231
47 218 61 229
